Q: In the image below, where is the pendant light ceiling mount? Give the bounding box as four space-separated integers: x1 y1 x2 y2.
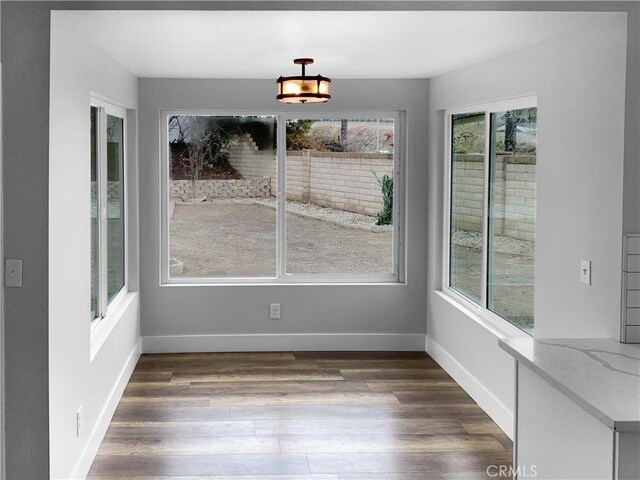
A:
276 58 331 104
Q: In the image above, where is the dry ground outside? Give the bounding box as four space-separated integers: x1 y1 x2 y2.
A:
451 240 534 334
169 203 393 277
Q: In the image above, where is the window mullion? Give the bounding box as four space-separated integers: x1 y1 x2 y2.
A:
442 114 452 291
98 107 109 318
393 112 402 281
276 116 287 279
480 111 491 310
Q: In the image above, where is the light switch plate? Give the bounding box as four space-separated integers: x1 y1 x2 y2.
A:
580 259 591 285
76 405 83 437
5 259 23 287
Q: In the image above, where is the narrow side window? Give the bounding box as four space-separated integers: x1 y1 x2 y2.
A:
449 112 485 304
91 103 127 323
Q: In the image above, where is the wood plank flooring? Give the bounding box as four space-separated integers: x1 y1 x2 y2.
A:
88 352 512 479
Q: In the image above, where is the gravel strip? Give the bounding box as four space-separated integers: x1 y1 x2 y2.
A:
182 196 389 231
253 198 392 232
453 230 534 258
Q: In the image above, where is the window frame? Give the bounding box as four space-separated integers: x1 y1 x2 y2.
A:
159 110 405 285
90 97 129 333
442 95 537 337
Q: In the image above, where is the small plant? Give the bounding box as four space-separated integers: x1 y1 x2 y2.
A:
452 125 482 154
384 132 395 149
373 171 393 226
324 136 345 152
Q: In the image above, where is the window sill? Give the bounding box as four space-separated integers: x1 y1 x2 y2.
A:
161 273 404 287
90 291 138 362
162 281 406 287
434 289 532 340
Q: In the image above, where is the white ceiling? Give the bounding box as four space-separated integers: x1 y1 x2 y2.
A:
58 10 607 79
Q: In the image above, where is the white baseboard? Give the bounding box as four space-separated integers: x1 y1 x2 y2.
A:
141 333 425 353
426 335 514 438
71 340 141 480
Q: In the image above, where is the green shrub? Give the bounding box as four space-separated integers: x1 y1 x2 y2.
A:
286 131 325 151
373 171 393 225
286 119 313 135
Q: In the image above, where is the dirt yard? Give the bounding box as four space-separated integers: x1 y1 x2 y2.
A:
451 244 534 333
169 203 393 277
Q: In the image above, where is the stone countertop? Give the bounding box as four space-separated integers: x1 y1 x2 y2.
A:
499 337 640 432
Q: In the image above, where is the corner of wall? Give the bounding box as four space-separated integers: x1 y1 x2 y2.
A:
426 336 513 438
71 340 140 480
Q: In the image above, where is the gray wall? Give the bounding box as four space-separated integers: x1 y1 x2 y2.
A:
2 3 51 478
139 78 429 341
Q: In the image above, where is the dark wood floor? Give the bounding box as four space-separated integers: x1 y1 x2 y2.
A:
88 352 512 479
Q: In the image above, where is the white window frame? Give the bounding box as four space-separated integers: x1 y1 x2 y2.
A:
442 95 537 337
160 110 405 285
90 97 129 333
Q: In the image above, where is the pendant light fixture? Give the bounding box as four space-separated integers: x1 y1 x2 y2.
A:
276 58 331 104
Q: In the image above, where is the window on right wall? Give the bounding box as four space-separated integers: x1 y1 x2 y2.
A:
446 98 537 335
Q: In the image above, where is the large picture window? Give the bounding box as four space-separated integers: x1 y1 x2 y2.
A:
162 113 403 283
445 98 536 334
91 101 127 322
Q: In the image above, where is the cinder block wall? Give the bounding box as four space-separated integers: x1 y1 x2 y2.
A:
170 178 271 199
286 151 311 202
227 134 278 183
452 153 536 242
227 134 393 216
306 152 393 216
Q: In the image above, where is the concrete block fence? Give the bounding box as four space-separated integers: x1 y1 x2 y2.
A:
227 134 393 216
170 178 271 199
452 153 536 242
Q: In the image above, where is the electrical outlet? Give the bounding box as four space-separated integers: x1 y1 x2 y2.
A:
5 259 23 287
76 406 83 437
580 259 591 285
270 303 281 320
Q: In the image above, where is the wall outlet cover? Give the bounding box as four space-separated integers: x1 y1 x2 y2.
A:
5 259 23 287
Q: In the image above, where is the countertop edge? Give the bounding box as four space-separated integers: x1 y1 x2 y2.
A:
498 338 640 433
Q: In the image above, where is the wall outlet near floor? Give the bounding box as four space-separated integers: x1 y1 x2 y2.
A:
270 303 281 320
5 259 23 287
76 406 83 437
580 259 591 285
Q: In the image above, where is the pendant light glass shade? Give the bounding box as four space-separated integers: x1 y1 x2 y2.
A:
277 58 331 104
